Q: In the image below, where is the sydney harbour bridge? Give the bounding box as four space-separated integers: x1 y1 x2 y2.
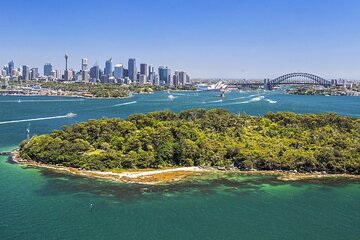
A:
228 72 335 90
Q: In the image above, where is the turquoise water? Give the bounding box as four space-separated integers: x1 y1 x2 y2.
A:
0 91 360 239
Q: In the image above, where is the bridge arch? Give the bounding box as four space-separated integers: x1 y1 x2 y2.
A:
269 72 331 86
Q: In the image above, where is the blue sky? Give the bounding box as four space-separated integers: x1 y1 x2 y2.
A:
1 0 360 79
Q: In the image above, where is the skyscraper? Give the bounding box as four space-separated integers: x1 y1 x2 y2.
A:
8 60 14 76
90 64 100 81
105 58 113 77
44 63 53 76
30 68 39 80
81 58 88 71
22 65 30 81
158 66 171 85
148 65 154 74
128 58 136 81
81 58 89 82
179 71 187 85
114 64 124 80
140 63 148 77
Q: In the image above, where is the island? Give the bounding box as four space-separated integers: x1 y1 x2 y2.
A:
16 108 360 184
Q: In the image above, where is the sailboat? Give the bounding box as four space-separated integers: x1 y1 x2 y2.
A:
18 99 21 103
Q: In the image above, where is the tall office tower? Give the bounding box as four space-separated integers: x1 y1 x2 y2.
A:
22 65 30 81
179 71 187 85
139 74 147 85
158 66 171 85
186 74 190 83
30 68 39 80
128 58 136 81
8 60 14 76
90 65 100 81
82 71 89 82
153 74 160 86
81 58 89 81
148 72 155 85
44 63 53 76
81 58 88 71
64 53 71 80
114 64 124 80
105 58 113 77
140 63 148 77
123 69 129 78
148 65 154 74
0 69 6 78
173 70 180 86
55 70 62 79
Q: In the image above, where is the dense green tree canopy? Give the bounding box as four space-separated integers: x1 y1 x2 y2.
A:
19 109 360 173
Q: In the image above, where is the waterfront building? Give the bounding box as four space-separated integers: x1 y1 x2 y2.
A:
114 64 124 80
128 58 136 81
105 58 113 77
44 63 53 76
158 66 171 85
22 65 30 81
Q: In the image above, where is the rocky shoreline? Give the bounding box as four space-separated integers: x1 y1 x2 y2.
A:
10 150 360 185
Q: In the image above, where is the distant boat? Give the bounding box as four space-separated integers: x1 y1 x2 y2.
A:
18 99 21 103
215 92 225 98
168 95 175 100
66 112 77 118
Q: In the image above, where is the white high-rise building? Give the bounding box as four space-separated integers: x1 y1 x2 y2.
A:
114 64 124 80
82 58 88 71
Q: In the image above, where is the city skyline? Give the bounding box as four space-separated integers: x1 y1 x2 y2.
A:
1 0 360 79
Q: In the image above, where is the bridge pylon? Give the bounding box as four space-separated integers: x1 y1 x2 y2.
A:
264 79 272 90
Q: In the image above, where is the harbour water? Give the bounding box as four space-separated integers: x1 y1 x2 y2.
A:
0 91 359 239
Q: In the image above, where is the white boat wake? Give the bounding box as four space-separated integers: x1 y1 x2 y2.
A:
202 99 223 104
0 113 77 125
113 101 137 107
227 96 265 105
265 99 277 104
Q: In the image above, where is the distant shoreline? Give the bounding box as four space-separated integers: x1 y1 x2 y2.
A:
10 150 360 185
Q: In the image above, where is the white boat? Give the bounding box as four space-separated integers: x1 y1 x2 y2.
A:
66 112 77 118
18 99 21 103
168 95 175 100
